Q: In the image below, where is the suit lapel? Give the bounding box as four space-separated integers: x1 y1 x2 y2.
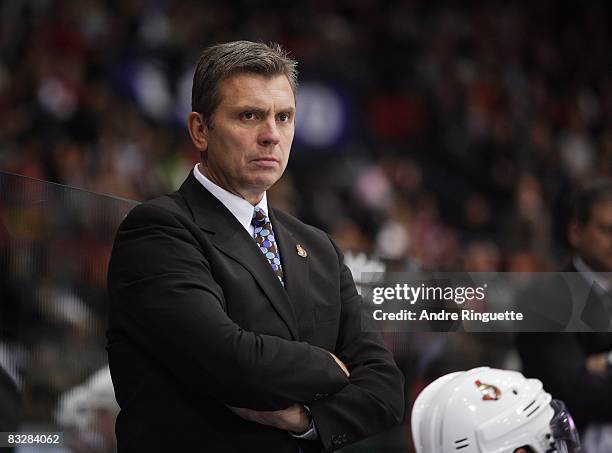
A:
270 210 311 324
178 174 299 340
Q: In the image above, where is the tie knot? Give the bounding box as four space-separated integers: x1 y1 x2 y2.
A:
252 207 269 226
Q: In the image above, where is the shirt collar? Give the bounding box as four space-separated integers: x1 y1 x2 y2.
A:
573 256 612 294
193 164 268 233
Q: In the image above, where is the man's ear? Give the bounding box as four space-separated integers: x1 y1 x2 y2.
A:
187 112 208 152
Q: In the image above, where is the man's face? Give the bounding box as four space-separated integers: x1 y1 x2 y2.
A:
198 73 295 204
570 200 612 272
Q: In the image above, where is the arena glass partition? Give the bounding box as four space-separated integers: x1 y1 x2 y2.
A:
0 171 135 452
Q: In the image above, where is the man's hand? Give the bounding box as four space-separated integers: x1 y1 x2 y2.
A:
330 352 350 377
227 403 311 433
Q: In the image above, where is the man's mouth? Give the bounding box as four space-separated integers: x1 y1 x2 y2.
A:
252 157 279 167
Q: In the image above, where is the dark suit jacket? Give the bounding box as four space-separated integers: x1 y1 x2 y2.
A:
516 262 612 430
106 173 404 452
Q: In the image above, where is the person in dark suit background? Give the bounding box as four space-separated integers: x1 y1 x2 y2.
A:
517 180 612 436
106 41 404 453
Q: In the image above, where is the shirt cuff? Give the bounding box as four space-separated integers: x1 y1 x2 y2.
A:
289 405 319 441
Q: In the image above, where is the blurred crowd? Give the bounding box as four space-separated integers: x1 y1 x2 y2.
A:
1 0 610 270
0 0 611 451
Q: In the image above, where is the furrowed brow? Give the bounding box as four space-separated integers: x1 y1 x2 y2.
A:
235 106 267 114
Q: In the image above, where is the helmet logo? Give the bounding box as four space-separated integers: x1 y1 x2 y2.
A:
475 380 501 401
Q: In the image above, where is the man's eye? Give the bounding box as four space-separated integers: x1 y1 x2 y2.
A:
599 224 612 235
241 112 256 120
277 113 291 122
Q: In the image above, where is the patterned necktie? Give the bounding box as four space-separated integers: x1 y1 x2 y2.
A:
252 207 284 285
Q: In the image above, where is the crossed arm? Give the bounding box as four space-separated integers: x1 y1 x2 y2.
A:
227 353 350 433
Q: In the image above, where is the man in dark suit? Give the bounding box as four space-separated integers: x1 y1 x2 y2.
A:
107 41 404 453
517 181 612 433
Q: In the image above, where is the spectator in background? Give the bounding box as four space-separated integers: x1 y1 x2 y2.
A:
569 181 612 329
517 180 612 451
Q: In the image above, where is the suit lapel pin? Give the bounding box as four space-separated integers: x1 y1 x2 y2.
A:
296 244 307 258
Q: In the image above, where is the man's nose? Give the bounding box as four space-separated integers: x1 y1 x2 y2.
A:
258 120 281 147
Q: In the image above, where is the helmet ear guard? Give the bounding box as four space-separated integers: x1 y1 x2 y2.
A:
548 400 580 453
411 367 581 453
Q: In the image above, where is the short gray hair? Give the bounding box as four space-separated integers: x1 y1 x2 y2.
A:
191 41 298 127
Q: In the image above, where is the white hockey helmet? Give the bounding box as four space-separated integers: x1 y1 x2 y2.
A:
411 367 580 453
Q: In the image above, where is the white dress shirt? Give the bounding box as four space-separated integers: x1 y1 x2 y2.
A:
573 256 612 331
573 256 612 295
192 164 317 440
193 164 268 235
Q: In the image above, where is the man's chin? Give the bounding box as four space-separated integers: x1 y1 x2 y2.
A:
248 174 282 190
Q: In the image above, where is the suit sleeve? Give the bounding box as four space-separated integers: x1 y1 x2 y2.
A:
107 203 349 411
517 332 612 428
308 239 405 452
